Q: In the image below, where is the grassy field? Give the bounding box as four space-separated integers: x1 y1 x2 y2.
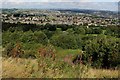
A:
2 57 118 78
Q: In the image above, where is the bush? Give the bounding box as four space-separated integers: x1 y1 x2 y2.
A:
84 35 120 68
9 31 22 42
91 28 102 34
10 42 24 58
3 42 14 57
23 50 36 59
85 28 92 34
34 31 48 45
37 44 56 71
3 42 25 58
37 44 56 60
20 30 35 43
73 27 85 34
2 31 12 47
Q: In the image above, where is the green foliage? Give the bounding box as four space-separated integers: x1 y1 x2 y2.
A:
23 50 36 59
104 26 120 38
2 31 12 47
91 28 102 34
2 22 120 69
3 42 14 57
10 31 22 42
73 27 85 34
43 30 54 39
20 30 35 43
66 28 74 34
84 35 120 68
55 28 62 35
2 31 23 47
34 31 48 45
50 33 82 49
85 27 92 34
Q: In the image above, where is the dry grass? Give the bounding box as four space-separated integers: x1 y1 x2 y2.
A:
85 68 118 78
0 46 2 79
2 57 118 78
2 57 38 78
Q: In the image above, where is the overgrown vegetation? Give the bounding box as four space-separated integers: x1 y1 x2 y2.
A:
3 57 118 78
2 22 120 78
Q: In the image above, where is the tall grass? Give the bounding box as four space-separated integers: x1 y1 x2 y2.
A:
0 56 1 79
2 57 118 78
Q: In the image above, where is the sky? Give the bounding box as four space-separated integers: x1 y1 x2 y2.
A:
1 0 119 11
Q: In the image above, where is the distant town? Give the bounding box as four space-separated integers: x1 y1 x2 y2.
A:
1 9 119 26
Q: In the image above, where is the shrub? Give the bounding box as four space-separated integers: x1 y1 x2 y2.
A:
20 30 35 43
3 42 14 57
9 31 22 42
34 31 48 45
73 27 85 34
84 35 120 68
91 28 102 34
85 28 92 34
37 44 56 60
37 44 56 71
2 31 12 47
3 42 25 58
10 42 24 58
23 50 36 59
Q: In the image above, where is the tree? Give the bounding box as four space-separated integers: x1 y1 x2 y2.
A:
91 28 102 34
66 28 74 34
50 33 82 49
84 35 120 68
34 31 48 45
20 30 34 43
73 27 85 34
85 28 92 34
10 30 22 43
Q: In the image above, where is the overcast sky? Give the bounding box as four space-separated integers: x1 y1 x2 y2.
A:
1 0 119 11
